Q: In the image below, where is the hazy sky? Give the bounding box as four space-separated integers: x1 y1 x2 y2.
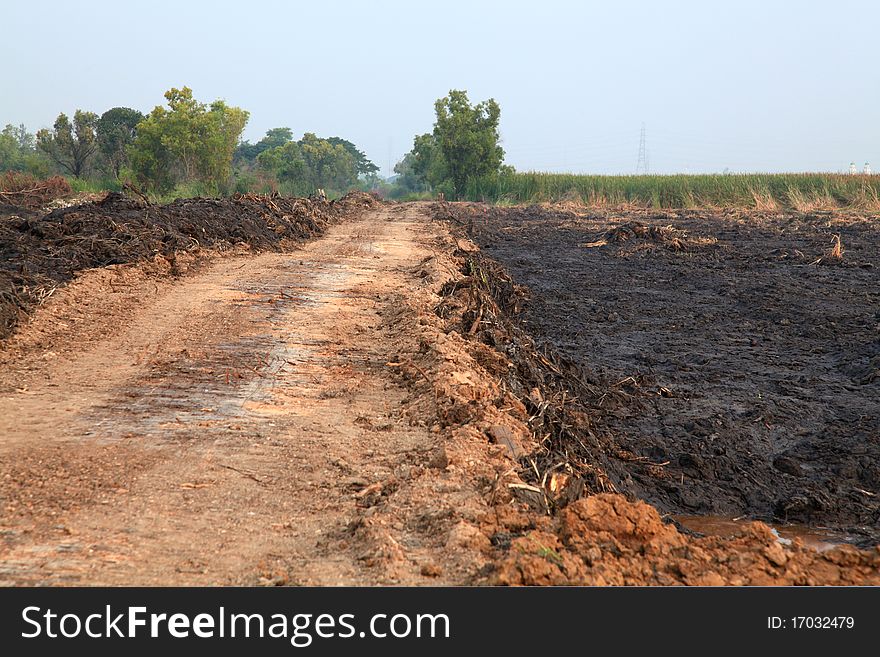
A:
2 0 877 175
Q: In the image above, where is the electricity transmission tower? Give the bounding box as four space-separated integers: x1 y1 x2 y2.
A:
636 123 649 175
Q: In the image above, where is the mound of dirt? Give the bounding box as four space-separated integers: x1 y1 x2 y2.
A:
434 246 627 506
489 493 880 585
0 191 380 339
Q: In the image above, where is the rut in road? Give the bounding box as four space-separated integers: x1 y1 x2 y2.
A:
0 204 493 585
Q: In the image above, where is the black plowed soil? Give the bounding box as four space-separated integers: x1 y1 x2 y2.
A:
455 204 880 544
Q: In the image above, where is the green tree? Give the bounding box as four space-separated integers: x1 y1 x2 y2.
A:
257 133 360 193
36 110 99 177
413 133 447 188
236 127 293 163
256 140 305 184
1 124 53 177
395 91 504 198
3 124 35 152
392 135 446 194
298 133 358 190
96 107 144 179
128 87 249 192
200 100 250 186
126 107 176 192
0 131 19 171
432 90 503 196
326 137 379 177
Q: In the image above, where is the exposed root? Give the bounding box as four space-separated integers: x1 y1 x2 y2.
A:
432 212 630 512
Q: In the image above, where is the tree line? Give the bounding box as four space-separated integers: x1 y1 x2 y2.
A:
0 86 380 198
1 87 509 200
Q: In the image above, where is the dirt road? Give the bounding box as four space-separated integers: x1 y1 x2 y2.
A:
0 203 495 585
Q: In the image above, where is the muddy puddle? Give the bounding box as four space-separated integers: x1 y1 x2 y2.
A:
675 515 859 552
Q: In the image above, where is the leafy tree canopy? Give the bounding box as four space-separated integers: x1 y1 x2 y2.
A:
128 87 249 192
398 90 504 197
3 124 36 152
257 132 361 193
256 140 305 183
236 127 293 163
326 137 379 177
96 107 144 178
36 110 99 177
1 124 51 176
433 90 503 195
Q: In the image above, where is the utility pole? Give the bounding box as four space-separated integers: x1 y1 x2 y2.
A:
636 123 648 175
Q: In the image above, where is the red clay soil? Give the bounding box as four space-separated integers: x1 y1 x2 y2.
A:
486 494 880 586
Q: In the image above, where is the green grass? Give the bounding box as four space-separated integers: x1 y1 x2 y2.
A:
464 172 880 210
67 176 122 194
62 171 880 211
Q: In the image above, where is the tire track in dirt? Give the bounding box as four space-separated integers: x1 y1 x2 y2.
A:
0 204 493 585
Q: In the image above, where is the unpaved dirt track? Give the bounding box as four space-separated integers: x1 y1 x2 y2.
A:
0 204 487 585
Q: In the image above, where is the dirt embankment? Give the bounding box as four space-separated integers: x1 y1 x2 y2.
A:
0 191 378 340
